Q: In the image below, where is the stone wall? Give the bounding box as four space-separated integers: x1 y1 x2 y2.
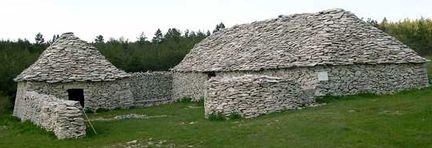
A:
172 72 208 101
15 80 134 111
219 63 429 97
128 72 173 107
13 91 86 139
14 71 176 111
316 63 429 96
205 75 313 118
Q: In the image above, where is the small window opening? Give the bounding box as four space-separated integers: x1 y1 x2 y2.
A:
206 71 216 79
67 89 84 107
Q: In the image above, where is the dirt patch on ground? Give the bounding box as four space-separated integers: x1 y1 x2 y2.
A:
105 137 195 148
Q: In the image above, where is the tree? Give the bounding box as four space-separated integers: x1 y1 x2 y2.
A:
184 29 190 38
379 17 388 32
366 18 379 28
196 31 207 39
152 29 163 43
95 35 104 43
213 22 226 33
137 32 148 45
48 34 60 45
189 31 196 38
35 33 45 44
164 28 181 41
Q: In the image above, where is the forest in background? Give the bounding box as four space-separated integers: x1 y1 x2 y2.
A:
1 19 432 114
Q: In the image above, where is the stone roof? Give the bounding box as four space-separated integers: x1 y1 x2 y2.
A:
173 9 427 72
15 32 130 83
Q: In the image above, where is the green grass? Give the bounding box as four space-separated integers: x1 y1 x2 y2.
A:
1 87 432 147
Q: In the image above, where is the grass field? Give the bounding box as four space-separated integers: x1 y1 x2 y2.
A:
1 87 432 148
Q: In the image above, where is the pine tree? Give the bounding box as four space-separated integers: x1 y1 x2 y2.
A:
184 29 190 38
35 33 45 44
95 35 104 43
213 22 226 33
152 29 163 43
137 32 148 45
379 17 388 32
366 18 379 27
48 34 60 45
165 28 181 41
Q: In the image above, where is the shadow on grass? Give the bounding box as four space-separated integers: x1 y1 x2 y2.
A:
316 93 378 103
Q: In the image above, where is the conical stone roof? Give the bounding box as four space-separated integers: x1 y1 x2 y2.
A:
173 9 427 72
15 32 130 83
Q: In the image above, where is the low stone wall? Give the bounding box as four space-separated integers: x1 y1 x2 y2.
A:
129 72 173 107
13 91 86 139
205 75 314 118
172 72 208 101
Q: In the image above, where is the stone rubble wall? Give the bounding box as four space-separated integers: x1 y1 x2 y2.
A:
13 91 86 139
205 75 314 118
16 80 134 111
14 71 175 112
172 72 208 101
128 72 173 107
316 63 429 95
219 63 429 97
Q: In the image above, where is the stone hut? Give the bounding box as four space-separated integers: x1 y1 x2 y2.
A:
14 32 133 112
172 8 429 101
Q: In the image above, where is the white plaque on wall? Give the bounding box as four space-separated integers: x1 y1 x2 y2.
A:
317 71 328 81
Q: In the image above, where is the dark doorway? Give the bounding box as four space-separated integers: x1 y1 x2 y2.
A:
67 89 84 107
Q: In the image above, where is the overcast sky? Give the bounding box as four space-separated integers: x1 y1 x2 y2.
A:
1 0 431 42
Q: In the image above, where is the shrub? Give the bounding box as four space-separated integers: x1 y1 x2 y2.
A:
207 112 226 121
228 112 242 120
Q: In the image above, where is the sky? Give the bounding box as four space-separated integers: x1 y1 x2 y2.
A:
1 0 431 42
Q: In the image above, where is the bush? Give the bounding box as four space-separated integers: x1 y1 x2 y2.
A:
207 112 226 121
228 112 242 120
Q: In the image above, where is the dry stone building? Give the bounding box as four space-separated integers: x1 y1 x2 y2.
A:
11 9 431 125
14 32 134 112
14 33 175 113
13 32 174 138
172 9 429 117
